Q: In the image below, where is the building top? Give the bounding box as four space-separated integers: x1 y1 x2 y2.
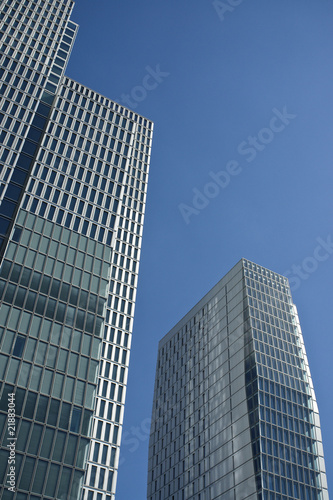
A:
158 258 290 349
61 76 154 130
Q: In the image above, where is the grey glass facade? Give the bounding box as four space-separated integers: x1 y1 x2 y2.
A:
148 260 329 500
0 1 153 499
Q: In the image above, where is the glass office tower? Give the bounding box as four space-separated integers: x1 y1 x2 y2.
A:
148 259 329 500
0 1 153 499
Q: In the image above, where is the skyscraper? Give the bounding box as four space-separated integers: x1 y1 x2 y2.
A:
148 259 329 500
0 1 153 499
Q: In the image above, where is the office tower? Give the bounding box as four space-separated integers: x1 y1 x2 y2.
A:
148 259 329 500
0 1 153 499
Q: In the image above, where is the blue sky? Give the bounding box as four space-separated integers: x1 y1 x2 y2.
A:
67 1 333 497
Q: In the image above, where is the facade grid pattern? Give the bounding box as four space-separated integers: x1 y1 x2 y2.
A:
0 1 153 499
147 259 329 500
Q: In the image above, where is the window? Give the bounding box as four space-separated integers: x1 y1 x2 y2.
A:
89 465 97 487
101 445 107 465
13 335 25 357
93 442 100 462
99 400 105 418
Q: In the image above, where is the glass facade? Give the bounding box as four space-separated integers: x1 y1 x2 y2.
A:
0 0 77 258
147 260 329 500
0 1 153 499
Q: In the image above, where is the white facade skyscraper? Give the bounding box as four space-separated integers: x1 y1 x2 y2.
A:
0 1 153 499
148 259 329 500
